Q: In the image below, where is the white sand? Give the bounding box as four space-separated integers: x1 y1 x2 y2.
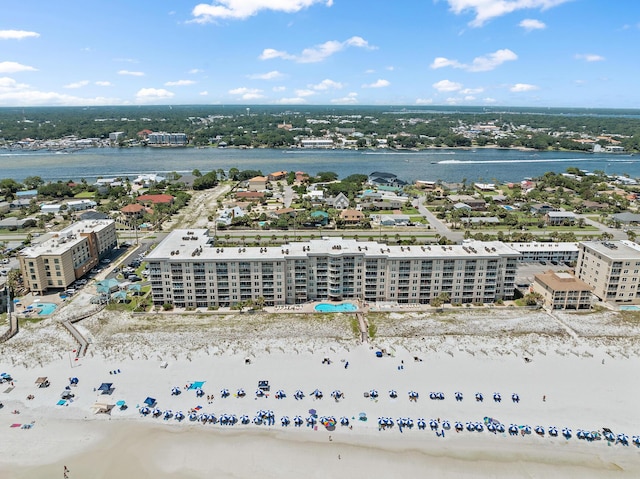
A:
1 307 640 478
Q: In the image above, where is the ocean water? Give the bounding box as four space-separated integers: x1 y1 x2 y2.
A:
1 147 638 183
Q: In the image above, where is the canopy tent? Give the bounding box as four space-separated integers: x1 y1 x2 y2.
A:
111 290 128 302
144 397 157 407
96 278 120 294
127 283 142 292
35 377 50 388
91 403 115 415
98 382 114 394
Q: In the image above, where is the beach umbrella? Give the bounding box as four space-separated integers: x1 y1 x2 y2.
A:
535 426 545 435
617 434 629 445
306 416 316 426
438 392 445 400
487 423 496 433
417 419 426 430
475 392 484 402
359 412 367 422
369 389 379 398
140 406 150 415
208 414 217 423
253 416 263 425
163 410 173 420
340 416 349 426
509 424 519 435
378 417 386 427
275 389 286 399
70 377 79 385
493 392 502 402
311 389 323 399
454 391 463 401
429 419 438 430
195 388 204 397
632 435 640 446
466 422 474 432
475 422 484 432
389 389 398 398
294 416 303 427
175 411 185 421
281 416 290 427
385 418 394 427
576 429 585 440
221 388 230 398
294 390 304 400
198 413 207 422
512 393 520 403
230 415 238 425
331 390 343 400
240 415 250 425
256 389 265 397
522 425 531 435
429 392 436 400
171 387 181 396
549 427 558 437
455 421 463 431
562 428 572 439
406 418 414 428
236 388 246 397
153 408 162 417
496 423 505 433
442 420 451 430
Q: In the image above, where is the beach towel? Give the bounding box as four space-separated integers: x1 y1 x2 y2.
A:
10 423 21 428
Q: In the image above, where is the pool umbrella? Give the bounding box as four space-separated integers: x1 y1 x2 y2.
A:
70 377 79 385
577 429 585 440
466 422 474 432
487 423 496 432
230 415 237 425
512 393 520 403
311 389 323 399
253 416 263 425
437 392 444 400
198 413 207 422
306 416 316 426
331 390 342 399
406 418 414 428
385 418 394 427
378 417 386 427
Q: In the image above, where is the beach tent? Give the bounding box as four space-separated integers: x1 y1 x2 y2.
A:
144 397 157 407
96 278 120 294
35 377 50 388
98 382 114 394
91 403 115 415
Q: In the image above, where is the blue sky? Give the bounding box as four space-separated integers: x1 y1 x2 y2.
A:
1 0 639 108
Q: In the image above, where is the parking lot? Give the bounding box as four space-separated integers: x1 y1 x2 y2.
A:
515 260 574 287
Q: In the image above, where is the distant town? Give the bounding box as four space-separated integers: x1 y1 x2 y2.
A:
1 105 640 152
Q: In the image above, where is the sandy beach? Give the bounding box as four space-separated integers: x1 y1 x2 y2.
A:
1 304 640 478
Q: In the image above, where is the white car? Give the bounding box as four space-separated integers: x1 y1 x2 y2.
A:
100 258 111 264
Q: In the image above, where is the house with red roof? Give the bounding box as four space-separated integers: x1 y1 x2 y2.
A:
136 194 174 205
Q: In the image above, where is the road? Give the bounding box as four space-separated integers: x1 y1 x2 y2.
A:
414 197 463 243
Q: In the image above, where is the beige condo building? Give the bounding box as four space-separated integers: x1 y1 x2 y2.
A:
576 240 640 304
146 230 519 308
19 220 117 294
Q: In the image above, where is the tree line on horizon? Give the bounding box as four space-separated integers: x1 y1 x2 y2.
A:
1 105 640 152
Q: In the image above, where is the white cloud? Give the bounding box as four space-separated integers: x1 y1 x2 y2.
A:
273 86 287 92
135 88 175 102
165 79 196 86
229 87 264 100
309 79 343 90
483 97 498 104
64 80 89 89
248 70 283 80
460 87 483 94
510 83 539 92
362 79 390 88
95 81 112 86
200 91 209 95
575 53 605 62
0 77 119 106
114 58 139 64
189 68 204 74
431 49 517 72
445 0 571 27
260 36 375 63
519 19 546 31
191 0 332 22
415 98 433 105
330 92 358 104
0 61 37 73
0 29 40 40
295 89 316 97
118 70 144 76
364 69 375 74
433 79 463 92
274 97 308 104
385 66 395 71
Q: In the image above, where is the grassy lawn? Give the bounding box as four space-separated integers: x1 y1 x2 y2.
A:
74 191 96 199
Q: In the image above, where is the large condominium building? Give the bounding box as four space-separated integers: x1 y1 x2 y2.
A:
576 240 640 304
146 230 519 308
19 220 117 294
147 132 187 146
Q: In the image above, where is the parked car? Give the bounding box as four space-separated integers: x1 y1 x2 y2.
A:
128 275 142 282
100 258 111 264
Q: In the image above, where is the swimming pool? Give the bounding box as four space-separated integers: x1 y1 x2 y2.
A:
620 305 640 311
502 205 515 210
36 303 58 316
314 302 358 313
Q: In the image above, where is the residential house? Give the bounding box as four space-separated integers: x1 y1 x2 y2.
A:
216 206 247 226
530 203 558 215
235 191 265 201
325 192 350 210
339 209 364 224
545 211 577 226
121 203 146 219
268 171 287 181
368 172 407 187
447 195 486 211
248 176 268 192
